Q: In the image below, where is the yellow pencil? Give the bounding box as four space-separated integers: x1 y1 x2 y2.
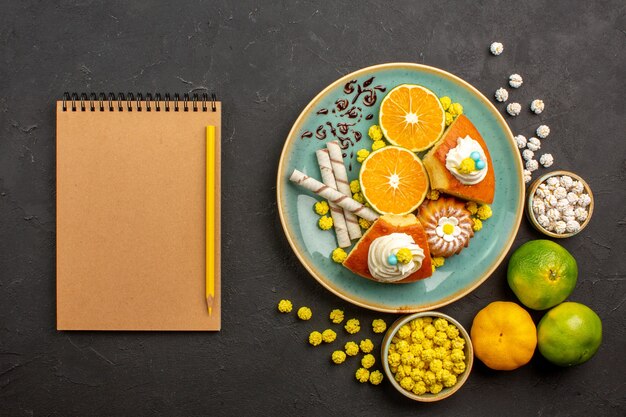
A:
206 126 216 316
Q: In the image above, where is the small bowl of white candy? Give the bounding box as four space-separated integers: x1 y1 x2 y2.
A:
526 170 594 238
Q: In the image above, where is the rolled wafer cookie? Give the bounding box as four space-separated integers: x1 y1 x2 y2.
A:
327 141 362 240
316 149 351 248
289 169 380 222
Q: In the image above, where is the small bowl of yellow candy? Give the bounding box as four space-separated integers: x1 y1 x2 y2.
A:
381 311 473 402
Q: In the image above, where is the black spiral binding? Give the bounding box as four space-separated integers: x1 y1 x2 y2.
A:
62 92 217 112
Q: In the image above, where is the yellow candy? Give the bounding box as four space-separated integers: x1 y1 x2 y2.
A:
358 217 372 230
313 200 329 215
356 149 370 163
466 201 478 215
372 319 387 333
360 339 374 353
331 248 347 263
345 341 360 356
329 309 344 324
476 204 492 220
322 329 337 343
361 354 375 369
371 140 386 151
439 96 452 111
396 248 413 264
355 368 370 383
318 215 333 230
331 350 346 364
431 257 445 268
458 157 477 174
344 318 360 334
369 370 384 385
297 306 312 320
277 299 292 313
349 179 360 193
472 218 483 232
309 331 322 346
368 125 383 141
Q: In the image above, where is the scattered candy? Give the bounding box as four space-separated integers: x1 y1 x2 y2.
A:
331 247 348 263
509 73 523 88
361 354 376 369
527 137 541 151
476 204 493 220
530 99 545 114
372 319 387 333
358 217 371 230
349 180 360 193
522 149 535 161
526 159 539 172
331 350 346 364
371 140 386 151
329 309 344 324
387 254 398 265
539 153 554 167
360 339 374 353
318 215 333 230
345 341 360 356
495 87 509 102
369 370 384 385
490 42 504 55
322 329 337 343
506 102 521 116
277 299 293 313
439 96 452 110
536 125 550 139
368 125 383 141
309 331 323 346
314 200 329 215
472 218 483 232
344 318 361 334
514 134 527 149
355 368 370 383
470 151 481 161
523 169 532 184
476 159 486 170
298 306 313 320
356 149 370 163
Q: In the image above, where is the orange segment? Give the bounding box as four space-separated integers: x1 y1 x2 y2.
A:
379 84 446 152
359 146 429 215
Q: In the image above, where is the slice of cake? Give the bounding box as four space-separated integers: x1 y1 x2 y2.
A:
343 214 432 284
422 114 495 204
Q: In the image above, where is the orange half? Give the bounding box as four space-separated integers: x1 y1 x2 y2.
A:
379 84 446 152
359 146 429 215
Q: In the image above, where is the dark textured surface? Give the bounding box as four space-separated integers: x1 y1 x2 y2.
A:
1 1 625 416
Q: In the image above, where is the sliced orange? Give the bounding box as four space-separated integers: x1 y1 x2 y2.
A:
359 146 429 215
379 84 446 152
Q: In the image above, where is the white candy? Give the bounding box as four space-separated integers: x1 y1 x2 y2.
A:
537 214 550 228
566 192 579 204
527 137 541 151
554 221 567 234
563 215 576 223
574 207 588 222
566 220 581 233
571 180 585 194
509 74 523 88
547 177 560 187
539 153 554 167
535 188 546 198
530 99 545 114
526 159 539 172
554 186 567 200
563 208 576 219
536 125 550 139
559 175 574 188
507 102 522 116
547 194 558 207
578 194 592 207
490 42 504 55
557 198 571 212
523 169 532 184
522 149 535 161
547 208 561 221
495 88 509 102
515 135 528 149
533 198 546 215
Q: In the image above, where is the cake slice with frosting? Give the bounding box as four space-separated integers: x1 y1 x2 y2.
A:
422 114 495 204
343 214 432 284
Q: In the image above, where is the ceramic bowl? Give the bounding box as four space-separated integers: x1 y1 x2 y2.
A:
526 170 594 238
381 311 473 402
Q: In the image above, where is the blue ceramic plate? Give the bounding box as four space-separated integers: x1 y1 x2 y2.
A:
277 63 524 313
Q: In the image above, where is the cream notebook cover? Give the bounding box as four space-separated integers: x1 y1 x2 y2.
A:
56 93 221 331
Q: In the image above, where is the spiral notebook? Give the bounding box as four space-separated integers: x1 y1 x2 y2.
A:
56 92 221 331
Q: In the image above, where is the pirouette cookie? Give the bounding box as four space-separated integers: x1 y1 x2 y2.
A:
417 197 474 258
